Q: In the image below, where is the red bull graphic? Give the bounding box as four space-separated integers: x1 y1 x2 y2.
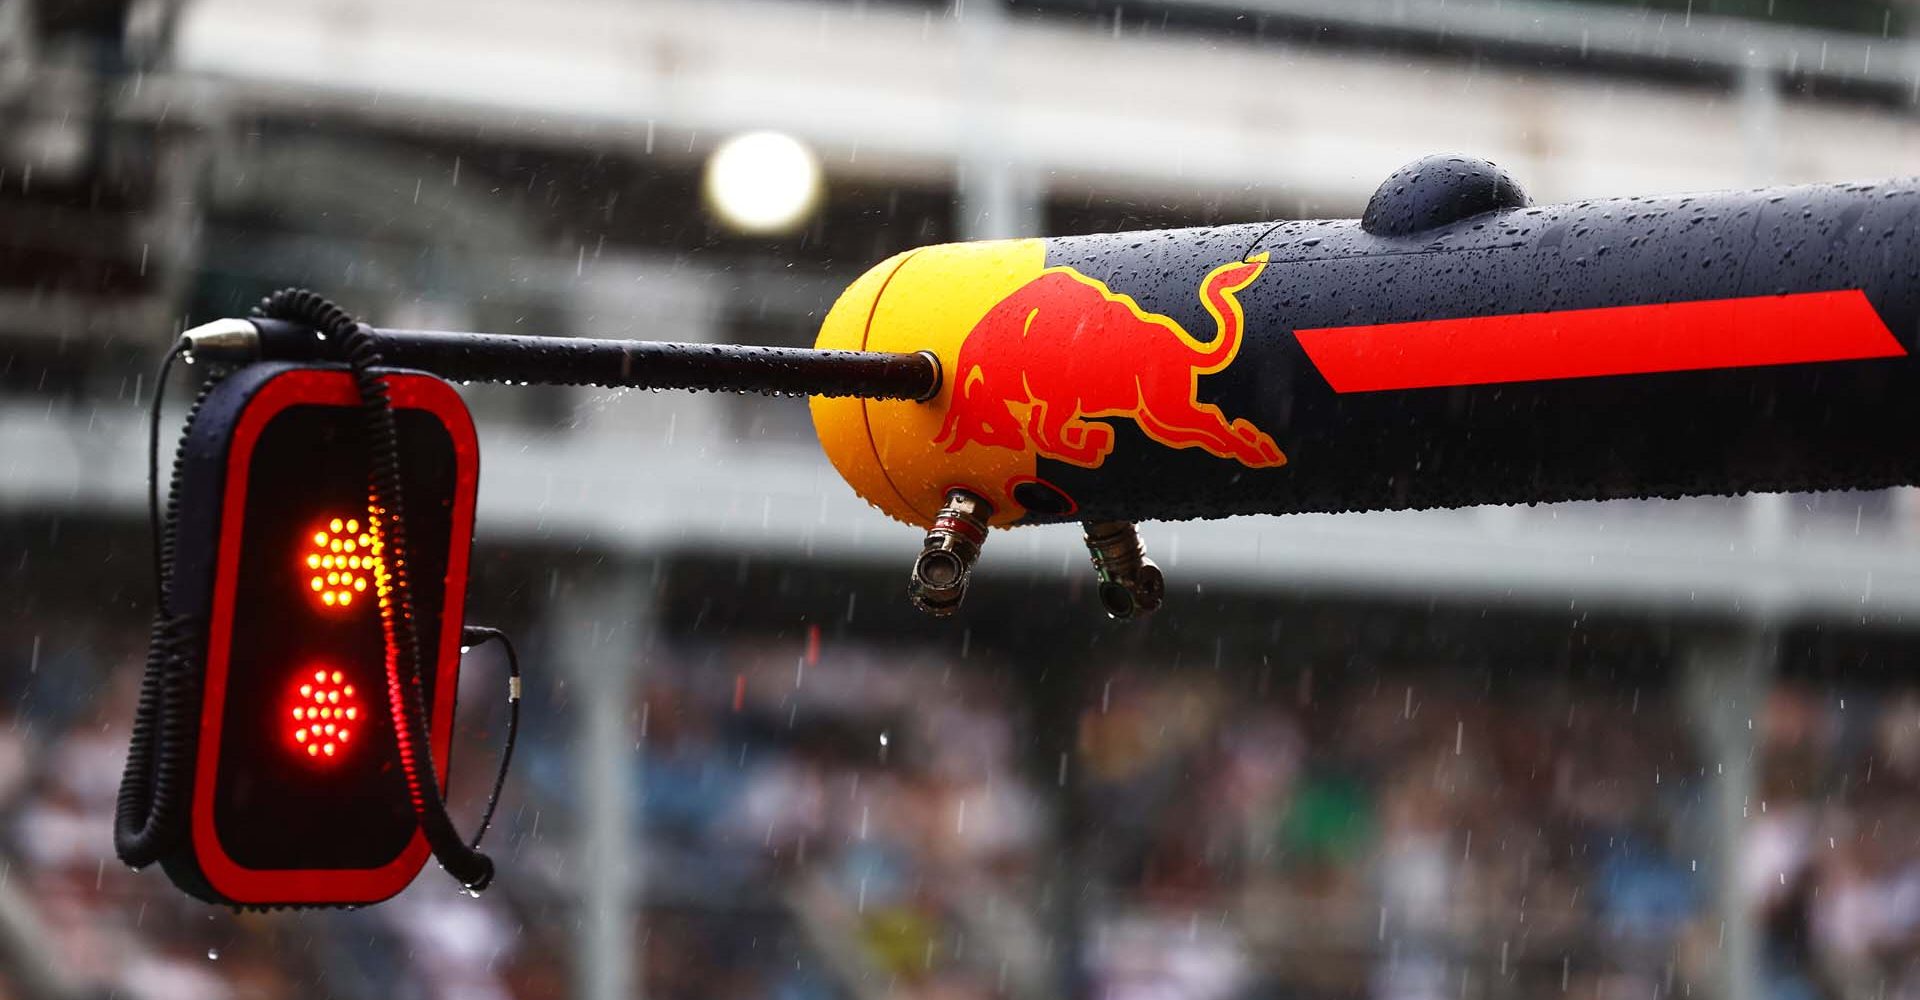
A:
934 255 1286 470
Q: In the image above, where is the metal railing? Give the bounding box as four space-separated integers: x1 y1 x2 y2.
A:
1037 0 1920 94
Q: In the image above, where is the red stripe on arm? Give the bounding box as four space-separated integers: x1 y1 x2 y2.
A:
1294 290 1905 393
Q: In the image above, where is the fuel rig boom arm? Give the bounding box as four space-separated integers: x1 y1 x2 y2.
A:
809 157 1920 616
197 155 1920 620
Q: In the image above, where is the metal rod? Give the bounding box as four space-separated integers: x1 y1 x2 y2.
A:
236 318 942 401
362 328 940 401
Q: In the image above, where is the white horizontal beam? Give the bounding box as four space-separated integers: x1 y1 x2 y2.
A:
173 0 1920 213
8 399 1920 625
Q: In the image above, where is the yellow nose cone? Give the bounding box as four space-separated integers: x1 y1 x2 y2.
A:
810 239 1049 528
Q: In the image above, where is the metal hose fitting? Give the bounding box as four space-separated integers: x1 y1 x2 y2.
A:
910 488 992 616
1082 520 1164 621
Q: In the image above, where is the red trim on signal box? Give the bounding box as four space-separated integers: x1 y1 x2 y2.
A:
190 369 478 906
1295 290 1905 393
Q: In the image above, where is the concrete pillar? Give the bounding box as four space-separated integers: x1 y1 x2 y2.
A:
1738 60 1780 187
554 563 654 1000
955 0 1042 241
1682 628 1778 1000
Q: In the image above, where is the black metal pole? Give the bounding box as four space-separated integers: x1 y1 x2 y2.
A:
243 319 941 401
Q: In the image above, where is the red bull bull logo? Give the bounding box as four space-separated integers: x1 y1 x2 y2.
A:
933 254 1285 470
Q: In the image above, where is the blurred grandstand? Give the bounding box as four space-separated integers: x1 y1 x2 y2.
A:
7 1 1920 999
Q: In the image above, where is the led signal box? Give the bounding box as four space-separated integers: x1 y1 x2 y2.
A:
160 363 477 906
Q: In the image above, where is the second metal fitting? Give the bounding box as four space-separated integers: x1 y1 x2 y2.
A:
909 488 993 617
1083 520 1165 621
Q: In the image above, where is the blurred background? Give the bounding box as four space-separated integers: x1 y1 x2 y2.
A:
6 1 1920 998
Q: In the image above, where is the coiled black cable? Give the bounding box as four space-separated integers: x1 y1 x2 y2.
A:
115 343 211 868
252 289 494 892
459 626 521 850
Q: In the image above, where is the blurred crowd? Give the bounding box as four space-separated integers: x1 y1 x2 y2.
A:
1071 669 1920 1000
1076 669 1697 1000
577 637 1049 1000
8 614 1920 1000
1746 685 1920 1000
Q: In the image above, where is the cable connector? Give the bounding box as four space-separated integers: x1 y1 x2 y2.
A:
179 319 261 363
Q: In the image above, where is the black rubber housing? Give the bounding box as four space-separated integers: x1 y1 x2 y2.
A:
1006 169 1920 523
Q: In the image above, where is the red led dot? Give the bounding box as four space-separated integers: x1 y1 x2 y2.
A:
287 668 362 764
